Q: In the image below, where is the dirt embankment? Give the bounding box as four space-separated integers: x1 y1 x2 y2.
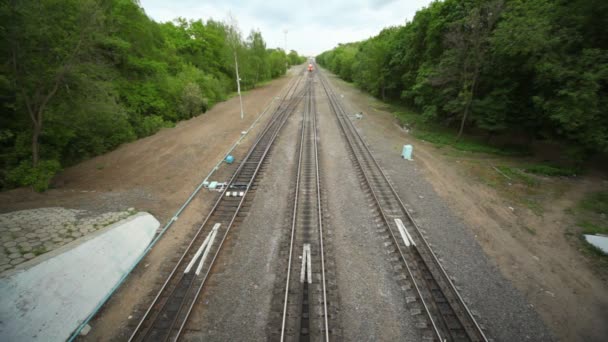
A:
0 74 294 221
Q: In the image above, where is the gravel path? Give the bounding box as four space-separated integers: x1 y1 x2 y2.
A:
324 72 554 341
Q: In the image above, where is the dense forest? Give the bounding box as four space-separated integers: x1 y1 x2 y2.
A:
0 0 305 191
317 0 608 160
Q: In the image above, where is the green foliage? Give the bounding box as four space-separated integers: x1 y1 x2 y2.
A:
579 191 608 214
523 164 579 177
575 190 608 259
0 0 307 191
7 160 61 192
579 221 608 236
495 166 539 187
137 115 172 138
396 107 529 156
178 82 204 118
288 50 306 66
317 0 608 159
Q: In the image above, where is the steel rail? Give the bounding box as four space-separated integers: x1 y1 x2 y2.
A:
279 77 307 341
318 69 488 342
129 70 306 342
137 80 306 341
313 74 330 342
280 72 330 341
173 74 308 341
317 72 443 341
67 67 306 342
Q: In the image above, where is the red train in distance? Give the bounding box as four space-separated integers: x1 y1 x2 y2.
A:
308 63 314 72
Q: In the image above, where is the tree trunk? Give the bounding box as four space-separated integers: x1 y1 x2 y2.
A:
457 99 471 140
32 123 41 167
457 70 480 141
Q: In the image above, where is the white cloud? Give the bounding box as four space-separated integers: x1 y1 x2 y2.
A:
139 0 432 55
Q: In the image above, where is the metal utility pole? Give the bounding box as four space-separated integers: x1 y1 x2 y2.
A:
234 51 244 120
227 12 244 120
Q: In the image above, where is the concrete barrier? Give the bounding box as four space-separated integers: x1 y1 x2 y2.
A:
0 212 159 342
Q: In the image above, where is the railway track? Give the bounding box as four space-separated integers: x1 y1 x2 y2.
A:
278 71 331 342
318 70 488 342
128 70 306 342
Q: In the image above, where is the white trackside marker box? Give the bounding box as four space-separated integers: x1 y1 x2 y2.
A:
184 223 221 275
300 244 312 284
395 218 415 247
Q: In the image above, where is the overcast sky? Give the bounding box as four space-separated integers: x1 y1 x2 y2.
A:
139 0 433 56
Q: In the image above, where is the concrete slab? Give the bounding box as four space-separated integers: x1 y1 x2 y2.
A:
584 234 608 254
0 212 159 341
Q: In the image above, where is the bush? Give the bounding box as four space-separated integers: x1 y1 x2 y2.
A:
7 160 62 192
178 82 204 118
136 115 171 138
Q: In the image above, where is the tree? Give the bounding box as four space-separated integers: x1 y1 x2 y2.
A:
6 0 104 166
439 0 504 139
0 0 309 191
247 30 270 84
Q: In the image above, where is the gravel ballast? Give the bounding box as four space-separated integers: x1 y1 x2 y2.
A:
182 98 304 340
316 84 421 341
324 72 554 341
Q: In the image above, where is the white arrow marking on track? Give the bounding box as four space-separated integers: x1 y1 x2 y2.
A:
184 223 221 275
395 218 415 247
300 244 312 284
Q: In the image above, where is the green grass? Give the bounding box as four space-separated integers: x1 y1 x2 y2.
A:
573 192 608 260
495 166 539 186
412 131 529 156
579 191 608 214
523 164 579 177
579 221 608 258
393 109 529 156
523 198 544 216
579 221 608 235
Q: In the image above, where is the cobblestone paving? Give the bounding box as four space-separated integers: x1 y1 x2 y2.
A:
0 207 136 274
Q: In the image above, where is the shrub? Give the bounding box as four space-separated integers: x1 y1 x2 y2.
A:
7 159 62 192
178 82 204 118
136 115 171 138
